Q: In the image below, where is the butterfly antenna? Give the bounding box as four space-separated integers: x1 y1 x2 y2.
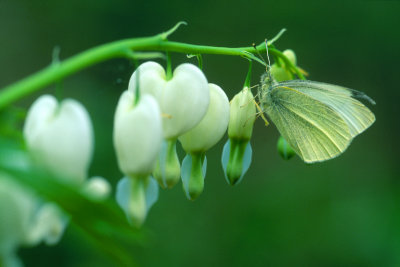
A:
265 39 273 80
252 43 267 66
265 39 272 70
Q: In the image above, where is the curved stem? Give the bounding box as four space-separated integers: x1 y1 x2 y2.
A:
0 33 302 109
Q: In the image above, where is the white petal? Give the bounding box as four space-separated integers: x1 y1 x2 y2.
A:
0 174 38 251
28 203 68 246
128 61 166 99
24 95 94 184
128 62 210 139
179 83 230 152
114 92 163 176
161 63 209 138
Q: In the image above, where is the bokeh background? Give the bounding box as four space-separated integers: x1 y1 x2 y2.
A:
1 1 399 266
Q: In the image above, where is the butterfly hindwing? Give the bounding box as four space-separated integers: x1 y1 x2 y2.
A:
263 85 352 163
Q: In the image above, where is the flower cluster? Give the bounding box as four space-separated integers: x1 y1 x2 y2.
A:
112 61 260 223
1 95 111 266
3 58 263 259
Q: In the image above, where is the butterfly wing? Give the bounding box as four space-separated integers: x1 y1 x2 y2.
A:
278 80 376 137
263 85 352 163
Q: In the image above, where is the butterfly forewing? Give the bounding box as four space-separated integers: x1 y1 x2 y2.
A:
278 80 376 138
263 85 352 163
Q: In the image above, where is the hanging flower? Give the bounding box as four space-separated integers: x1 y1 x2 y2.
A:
22 94 110 250
221 87 256 185
113 91 163 176
128 61 209 139
227 87 256 140
0 174 37 264
113 90 163 226
179 83 230 153
128 61 210 189
178 83 230 200
23 95 94 184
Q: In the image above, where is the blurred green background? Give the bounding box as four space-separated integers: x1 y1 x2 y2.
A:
1 1 399 266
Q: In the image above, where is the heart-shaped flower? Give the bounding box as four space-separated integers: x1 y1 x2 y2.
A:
128 61 209 139
23 95 94 184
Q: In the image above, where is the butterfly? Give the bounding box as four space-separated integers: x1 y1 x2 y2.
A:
257 43 375 163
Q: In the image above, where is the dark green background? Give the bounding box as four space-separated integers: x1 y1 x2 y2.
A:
1 1 399 266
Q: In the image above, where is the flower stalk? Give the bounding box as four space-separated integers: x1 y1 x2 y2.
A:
0 23 302 110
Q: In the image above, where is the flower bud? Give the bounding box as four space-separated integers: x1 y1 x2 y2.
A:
179 83 230 153
128 61 210 139
83 176 111 201
270 49 297 82
113 91 163 176
270 64 293 82
222 87 256 185
227 87 256 140
283 49 297 65
129 61 210 190
23 95 93 184
277 135 296 160
178 83 229 200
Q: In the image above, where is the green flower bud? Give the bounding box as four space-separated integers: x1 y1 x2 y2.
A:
283 49 297 66
277 136 296 160
222 87 255 186
270 64 293 82
270 49 297 82
227 87 256 140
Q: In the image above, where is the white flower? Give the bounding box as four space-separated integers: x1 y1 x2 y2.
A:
113 91 163 176
128 61 209 139
28 203 67 246
23 95 94 184
179 83 230 152
227 87 256 140
0 174 37 254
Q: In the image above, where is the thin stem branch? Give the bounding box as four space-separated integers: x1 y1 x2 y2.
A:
0 33 302 109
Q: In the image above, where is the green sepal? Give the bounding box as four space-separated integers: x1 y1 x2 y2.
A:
181 153 207 201
153 139 181 189
221 138 252 186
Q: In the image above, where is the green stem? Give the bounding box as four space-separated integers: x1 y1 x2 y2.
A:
243 60 253 88
166 51 172 80
196 54 203 70
0 32 301 109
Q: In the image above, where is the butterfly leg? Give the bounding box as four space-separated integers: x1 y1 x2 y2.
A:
254 100 269 126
